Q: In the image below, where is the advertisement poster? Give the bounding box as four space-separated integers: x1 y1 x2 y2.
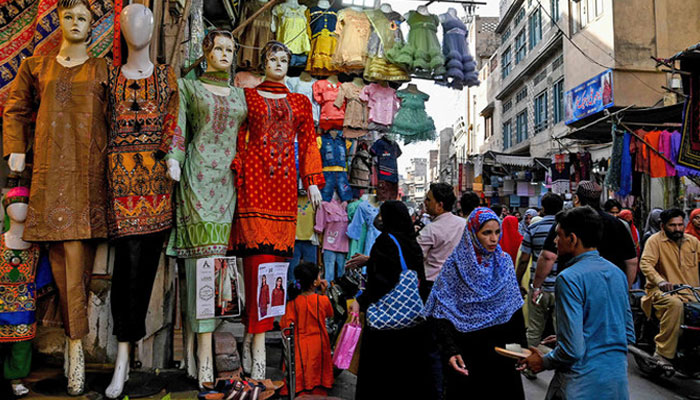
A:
565 68 614 124
196 257 242 319
257 262 289 320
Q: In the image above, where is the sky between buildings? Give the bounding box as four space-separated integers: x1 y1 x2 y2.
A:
381 0 499 178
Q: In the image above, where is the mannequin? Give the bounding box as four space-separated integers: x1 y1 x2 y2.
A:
352 76 364 87
417 5 430 16
317 0 330 9
231 41 324 380
406 83 420 93
105 4 180 398
327 74 339 85
0 188 39 397
3 0 109 395
448 7 458 17
380 3 393 13
300 71 313 82
166 29 247 388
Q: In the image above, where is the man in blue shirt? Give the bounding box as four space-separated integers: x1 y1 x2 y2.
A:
518 206 635 400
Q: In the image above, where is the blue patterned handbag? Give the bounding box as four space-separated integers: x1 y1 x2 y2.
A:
366 234 425 330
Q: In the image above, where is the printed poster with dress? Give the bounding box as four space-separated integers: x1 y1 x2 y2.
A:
257 262 289 320
195 257 242 319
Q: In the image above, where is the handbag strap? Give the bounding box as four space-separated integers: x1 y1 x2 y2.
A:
387 233 408 272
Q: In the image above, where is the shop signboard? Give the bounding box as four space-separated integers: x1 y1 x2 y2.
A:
565 69 613 124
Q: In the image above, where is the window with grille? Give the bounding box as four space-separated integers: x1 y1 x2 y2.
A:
516 88 528 103
514 8 526 25
528 7 542 49
502 47 512 79
516 111 528 143
553 79 565 123
503 120 513 149
503 99 513 113
534 91 548 133
515 30 527 64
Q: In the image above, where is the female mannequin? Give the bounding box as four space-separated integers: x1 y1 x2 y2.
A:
3 0 108 395
105 4 180 398
0 188 40 397
166 29 247 388
231 41 323 380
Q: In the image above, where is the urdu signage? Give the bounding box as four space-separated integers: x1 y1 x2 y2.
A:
565 69 613 124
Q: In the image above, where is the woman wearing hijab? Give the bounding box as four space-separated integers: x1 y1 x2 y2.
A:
685 208 700 242
348 201 432 399
424 207 526 399
641 208 663 252
619 209 640 257
519 209 538 236
500 215 523 265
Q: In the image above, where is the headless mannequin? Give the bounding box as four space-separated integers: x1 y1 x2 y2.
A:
317 0 330 9
7 3 94 395
417 5 430 16
405 83 421 94
4 202 31 397
327 74 339 85
352 76 364 87
380 3 392 13
105 6 179 398
299 71 313 82
440 7 458 23
241 48 321 380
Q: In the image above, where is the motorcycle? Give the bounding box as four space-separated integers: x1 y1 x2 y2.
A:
628 284 700 378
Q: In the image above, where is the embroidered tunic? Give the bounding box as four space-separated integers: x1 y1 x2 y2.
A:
107 65 179 238
0 236 40 342
3 57 108 241
167 79 247 258
231 82 324 257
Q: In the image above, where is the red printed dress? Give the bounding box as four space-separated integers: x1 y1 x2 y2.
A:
231 81 324 258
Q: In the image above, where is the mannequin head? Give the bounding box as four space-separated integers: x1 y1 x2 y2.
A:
260 41 291 82
447 7 458 17
58 0 92 44
203 30 235 72
120 4 154 50
3 187 30 223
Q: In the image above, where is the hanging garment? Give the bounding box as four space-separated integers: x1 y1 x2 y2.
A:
305 6 339 76
313 79 345 131
605 132 624 192
230 81 324 258
272 2 311 62
644 130 667 178
371 136 402 183
578 151 592 181
360 83 400 126
670 130 700 176
107 65 179 239
387 10 445 77
349 146 372 188
3 57 109 241
332 8 371 73
439 12 479 89
391 89 436 144
0 236 40 342
296 197 316 241
286 76 320 123
315 199 350 253
236 0 274 70
166 79 246 258
346 200 380 255
630 131 651 174
618 133 633 197
550 154 570 195
658 130 677 177
334 82 369 138
364 9 410 82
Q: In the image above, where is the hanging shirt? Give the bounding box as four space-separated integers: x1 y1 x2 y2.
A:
346 200 380 255
370 137 401 183
359 83 400 126
658 130 677 177
618 133 633 197
630 131 650 174
644 130 666 178
312 79 345 130
297 197 317 241
286 76 320 123
314 199 350 252
670 130 700 176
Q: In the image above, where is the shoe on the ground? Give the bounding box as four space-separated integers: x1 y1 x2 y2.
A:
653 351 674 369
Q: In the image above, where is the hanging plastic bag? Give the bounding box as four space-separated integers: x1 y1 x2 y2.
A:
333 322 362 370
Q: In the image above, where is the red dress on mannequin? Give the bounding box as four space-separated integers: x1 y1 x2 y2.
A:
231 81 324 332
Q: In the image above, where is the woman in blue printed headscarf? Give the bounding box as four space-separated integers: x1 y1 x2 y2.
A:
424 207 526 400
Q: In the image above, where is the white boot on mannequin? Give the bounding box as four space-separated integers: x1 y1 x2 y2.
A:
242 332 253 374
66 338 85 396
251 332 266 379
197 333 214 387
105 342 130 398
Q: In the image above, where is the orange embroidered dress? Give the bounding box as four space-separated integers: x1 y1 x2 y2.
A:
106 65 180 238
231 81 324 257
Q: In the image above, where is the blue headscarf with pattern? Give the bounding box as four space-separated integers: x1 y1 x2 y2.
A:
423 207 524 333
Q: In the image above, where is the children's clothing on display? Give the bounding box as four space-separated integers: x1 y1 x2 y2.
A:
297 196 317 241
332 8 371 73
347 200 380 255
359 83 400 126
286 76 320 123
387 10 445 77
273 2 311 64
313 79 345 130
349 145 372 188
364 9 410 82
391 88 436 144
306 6 339 76
370 136 401 183
237 0 274 70
323 250 346 282
440 12 479 89
106 65 179 239
334 82 369 138
315 199 350 253
345 200 365 260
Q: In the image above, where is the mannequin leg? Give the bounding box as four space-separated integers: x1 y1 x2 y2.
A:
66 338 85 396
242 332 253 374
251 332 266 380
5 341 31 396
196 332 214 388
105 342 130 399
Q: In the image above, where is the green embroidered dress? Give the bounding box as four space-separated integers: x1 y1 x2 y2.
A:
166 79 247 258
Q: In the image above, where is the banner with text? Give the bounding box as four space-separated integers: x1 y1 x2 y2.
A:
565 69 614 124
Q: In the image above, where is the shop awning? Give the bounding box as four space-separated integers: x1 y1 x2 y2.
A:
483 151 547 168
558 103 684 143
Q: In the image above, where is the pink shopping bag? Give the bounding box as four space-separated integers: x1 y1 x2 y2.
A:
333 322 362 369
